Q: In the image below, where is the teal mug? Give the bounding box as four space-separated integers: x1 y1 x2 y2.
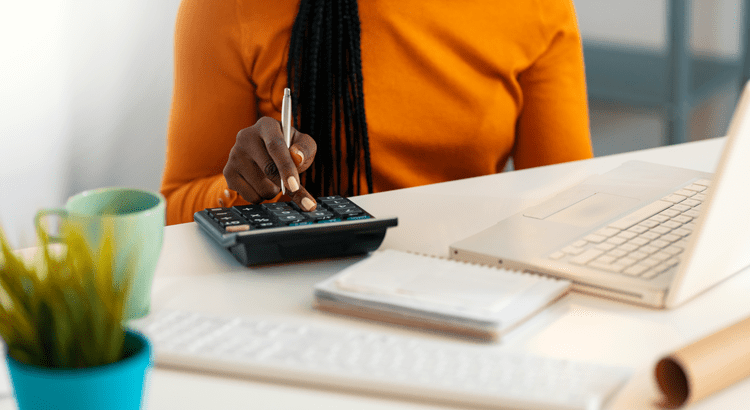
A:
36 187 165 319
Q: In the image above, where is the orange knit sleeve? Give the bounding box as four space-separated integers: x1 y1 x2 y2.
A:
161 0 256 225
512 0 593 169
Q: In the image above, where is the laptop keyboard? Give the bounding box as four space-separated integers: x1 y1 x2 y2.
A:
548 179 710 280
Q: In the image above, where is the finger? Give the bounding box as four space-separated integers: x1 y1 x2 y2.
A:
257 119 302 195
224 167 262 204
289 128 317 172
289 185 317 212
224 144 281 202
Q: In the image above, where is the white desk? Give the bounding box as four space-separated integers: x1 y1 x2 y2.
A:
4 138 750 409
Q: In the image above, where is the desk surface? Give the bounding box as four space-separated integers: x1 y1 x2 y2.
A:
5 137 750 409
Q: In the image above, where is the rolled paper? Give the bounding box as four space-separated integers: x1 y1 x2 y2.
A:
655 316 750 408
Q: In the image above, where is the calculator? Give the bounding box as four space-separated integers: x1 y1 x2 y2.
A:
194 195 398 266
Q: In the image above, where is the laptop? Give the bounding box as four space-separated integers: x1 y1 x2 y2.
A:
450 82 750 308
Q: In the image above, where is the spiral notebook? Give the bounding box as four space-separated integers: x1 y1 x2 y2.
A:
313 250 571 341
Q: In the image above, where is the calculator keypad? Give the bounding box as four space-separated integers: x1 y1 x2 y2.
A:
205 196 371 232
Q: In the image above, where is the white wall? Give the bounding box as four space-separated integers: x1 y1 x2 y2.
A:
0 0 179 247
0 0 743 248
1 1 71 247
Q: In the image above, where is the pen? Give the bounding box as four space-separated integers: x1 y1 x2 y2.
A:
280 87 292 194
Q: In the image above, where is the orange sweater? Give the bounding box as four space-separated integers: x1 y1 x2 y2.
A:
162 0 593 225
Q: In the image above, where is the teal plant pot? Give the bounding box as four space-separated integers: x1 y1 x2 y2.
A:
6 330 152 410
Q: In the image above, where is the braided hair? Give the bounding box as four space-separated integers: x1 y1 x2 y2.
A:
287 0 373 197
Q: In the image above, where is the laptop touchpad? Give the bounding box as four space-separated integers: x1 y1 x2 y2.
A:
543 193 640 227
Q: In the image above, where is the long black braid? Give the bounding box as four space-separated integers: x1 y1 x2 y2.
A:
287 0 373 197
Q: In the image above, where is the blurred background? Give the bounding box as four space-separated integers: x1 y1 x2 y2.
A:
0 0 746 247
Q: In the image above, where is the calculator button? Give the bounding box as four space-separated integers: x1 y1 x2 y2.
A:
255 222 275 228
221 220 244 226
334 208 364 216
235 205 263 212
346 215 371 220
225 224 251 232
271 210 301 217
328 203 355 210
307 211 335 220
277 215 305 223
263 203 293 211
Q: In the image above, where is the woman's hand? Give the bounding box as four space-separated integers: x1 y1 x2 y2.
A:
224 116 318 211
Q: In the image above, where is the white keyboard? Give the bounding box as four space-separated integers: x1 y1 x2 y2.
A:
549 179 710 280
137 310 630 410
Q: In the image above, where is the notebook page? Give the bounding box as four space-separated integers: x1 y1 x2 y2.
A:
335 250 539 313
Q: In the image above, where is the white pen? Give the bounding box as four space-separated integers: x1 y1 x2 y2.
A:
280 87 292 194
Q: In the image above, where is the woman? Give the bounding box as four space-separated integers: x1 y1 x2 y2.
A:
161 0 593 225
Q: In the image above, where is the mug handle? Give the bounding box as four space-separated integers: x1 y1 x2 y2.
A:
35 209 68 243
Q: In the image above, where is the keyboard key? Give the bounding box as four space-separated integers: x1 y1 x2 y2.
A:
595 242 617 251
572 239 588 248
672 215 692 224
605 237 627 245
617 257 637 267
660 234 681 243
639 245 659 254
693 178 711 186
670 204 691 212
626 225 649 234
661 221 682 229
594 255 617 264
682 199 701 207
548 251 566 260
683 210 700 218
662 194 687 204
623 264 649 276
640 232 660 240
608 200 672 230
618 243 639 252
649 214 670 223
684 183 706 192
651 239 670 248
652 252 671 261
562 246 586 255
671 228 691 237
594 227 620 237
640 258 660 267
663 246 683 255
692 194 706 202
659 209 681 218
615 231 638 240
639 220 659 228
570 248 604 265
607 249 628 258
650 226 671 235
628 237 650 246
673 189 696 197
588 261 624 273
629 251 648 261
583 234 607 243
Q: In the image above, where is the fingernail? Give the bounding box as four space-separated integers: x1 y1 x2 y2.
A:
291 147 304 166
287 176 299 192
302 197 316 211
218 198 225 207
223 189 230 198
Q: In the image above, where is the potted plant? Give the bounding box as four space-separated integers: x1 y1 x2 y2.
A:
0 221 152 410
